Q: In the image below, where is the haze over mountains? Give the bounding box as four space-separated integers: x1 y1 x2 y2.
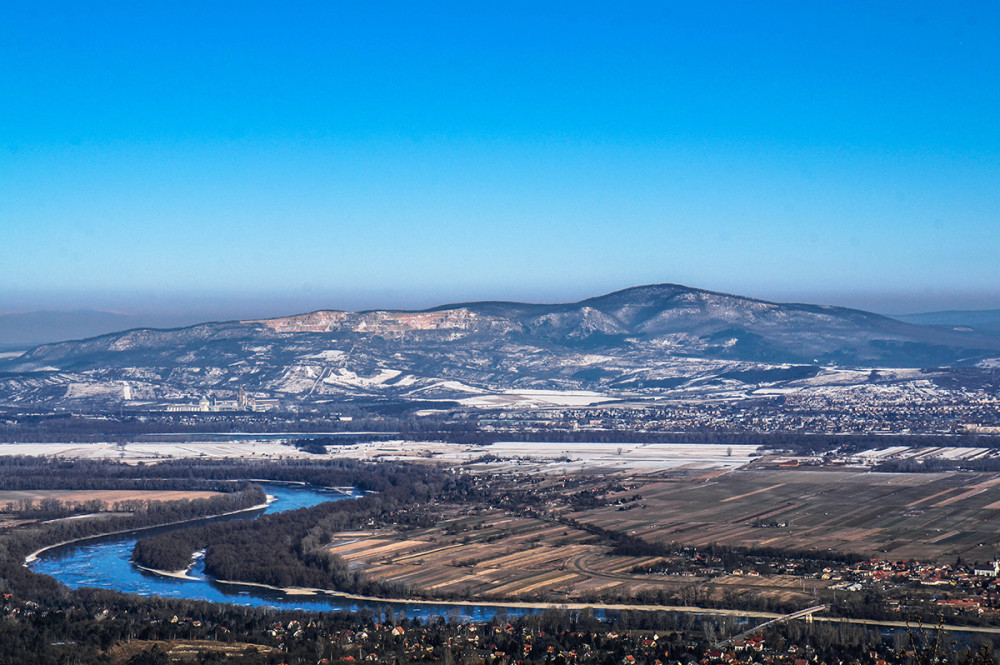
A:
2 284 999 410
0 310 218 350
896 309 1000 332
0 311 142 350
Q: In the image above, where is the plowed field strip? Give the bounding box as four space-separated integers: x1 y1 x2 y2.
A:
906 488 957 508
341 540 429 561
934 478 1000 508
475 545 591 569
719 484 786 503
391 543 466 563
328 539 391 555
488 572 582 596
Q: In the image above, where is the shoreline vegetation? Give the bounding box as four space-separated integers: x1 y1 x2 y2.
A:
23 498 273 565
5 457 416 591
129 461 450 596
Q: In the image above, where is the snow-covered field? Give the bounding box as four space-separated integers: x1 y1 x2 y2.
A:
0 441 316 461
0 440 760 473
331 440 760 473
852 446 1000 463
465 441 759 473
460 389 612 408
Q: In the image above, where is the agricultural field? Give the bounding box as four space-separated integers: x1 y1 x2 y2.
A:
568 468 1000 562
0 489 222 511
329 463 1000 606
0 441 317 461
328 502 826 605
327 508 702 602
0 440 760 473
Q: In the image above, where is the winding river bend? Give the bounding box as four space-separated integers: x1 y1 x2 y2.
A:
28 483 519 620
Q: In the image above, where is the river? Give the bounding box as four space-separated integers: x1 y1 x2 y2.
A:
28 483 524 620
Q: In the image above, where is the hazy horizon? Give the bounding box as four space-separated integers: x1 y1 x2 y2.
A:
3 282 1000 325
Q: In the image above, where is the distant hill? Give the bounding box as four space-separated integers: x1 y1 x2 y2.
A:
1 284 999 409
895 309 1000 332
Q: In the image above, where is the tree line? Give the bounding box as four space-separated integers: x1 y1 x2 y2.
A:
875 457 1000 473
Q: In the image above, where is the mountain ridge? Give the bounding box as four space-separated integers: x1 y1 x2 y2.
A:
2 283 998 410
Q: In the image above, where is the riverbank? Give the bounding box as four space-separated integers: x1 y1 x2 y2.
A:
135 549 206 581
199 577 1000 635
206 575 789 619
24 498 274 566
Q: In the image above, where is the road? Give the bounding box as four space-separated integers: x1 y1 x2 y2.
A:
208 579 1000 636
715 605 827 648
812 616 1000 635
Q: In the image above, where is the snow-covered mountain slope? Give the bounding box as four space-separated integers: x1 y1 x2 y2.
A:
1 283 998 408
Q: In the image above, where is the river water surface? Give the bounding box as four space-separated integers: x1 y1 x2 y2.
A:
29 483 518 620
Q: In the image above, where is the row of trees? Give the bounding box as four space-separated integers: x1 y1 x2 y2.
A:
0 455 264 492
7 406 1000 449
875 457 1000 473
0 454 441 495
555 515 865 573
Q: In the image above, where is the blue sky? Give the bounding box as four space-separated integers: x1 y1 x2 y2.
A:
1 2 998 319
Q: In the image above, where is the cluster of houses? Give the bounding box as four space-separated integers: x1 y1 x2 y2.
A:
162 390 281 412
322 623 919 665
326 622 724 665
820 557 1000 614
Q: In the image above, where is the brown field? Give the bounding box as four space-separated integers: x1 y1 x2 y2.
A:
329 506 825 604
329 511 608 600
569 468 1000 561
0 489 222 511
332 466 1000 605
